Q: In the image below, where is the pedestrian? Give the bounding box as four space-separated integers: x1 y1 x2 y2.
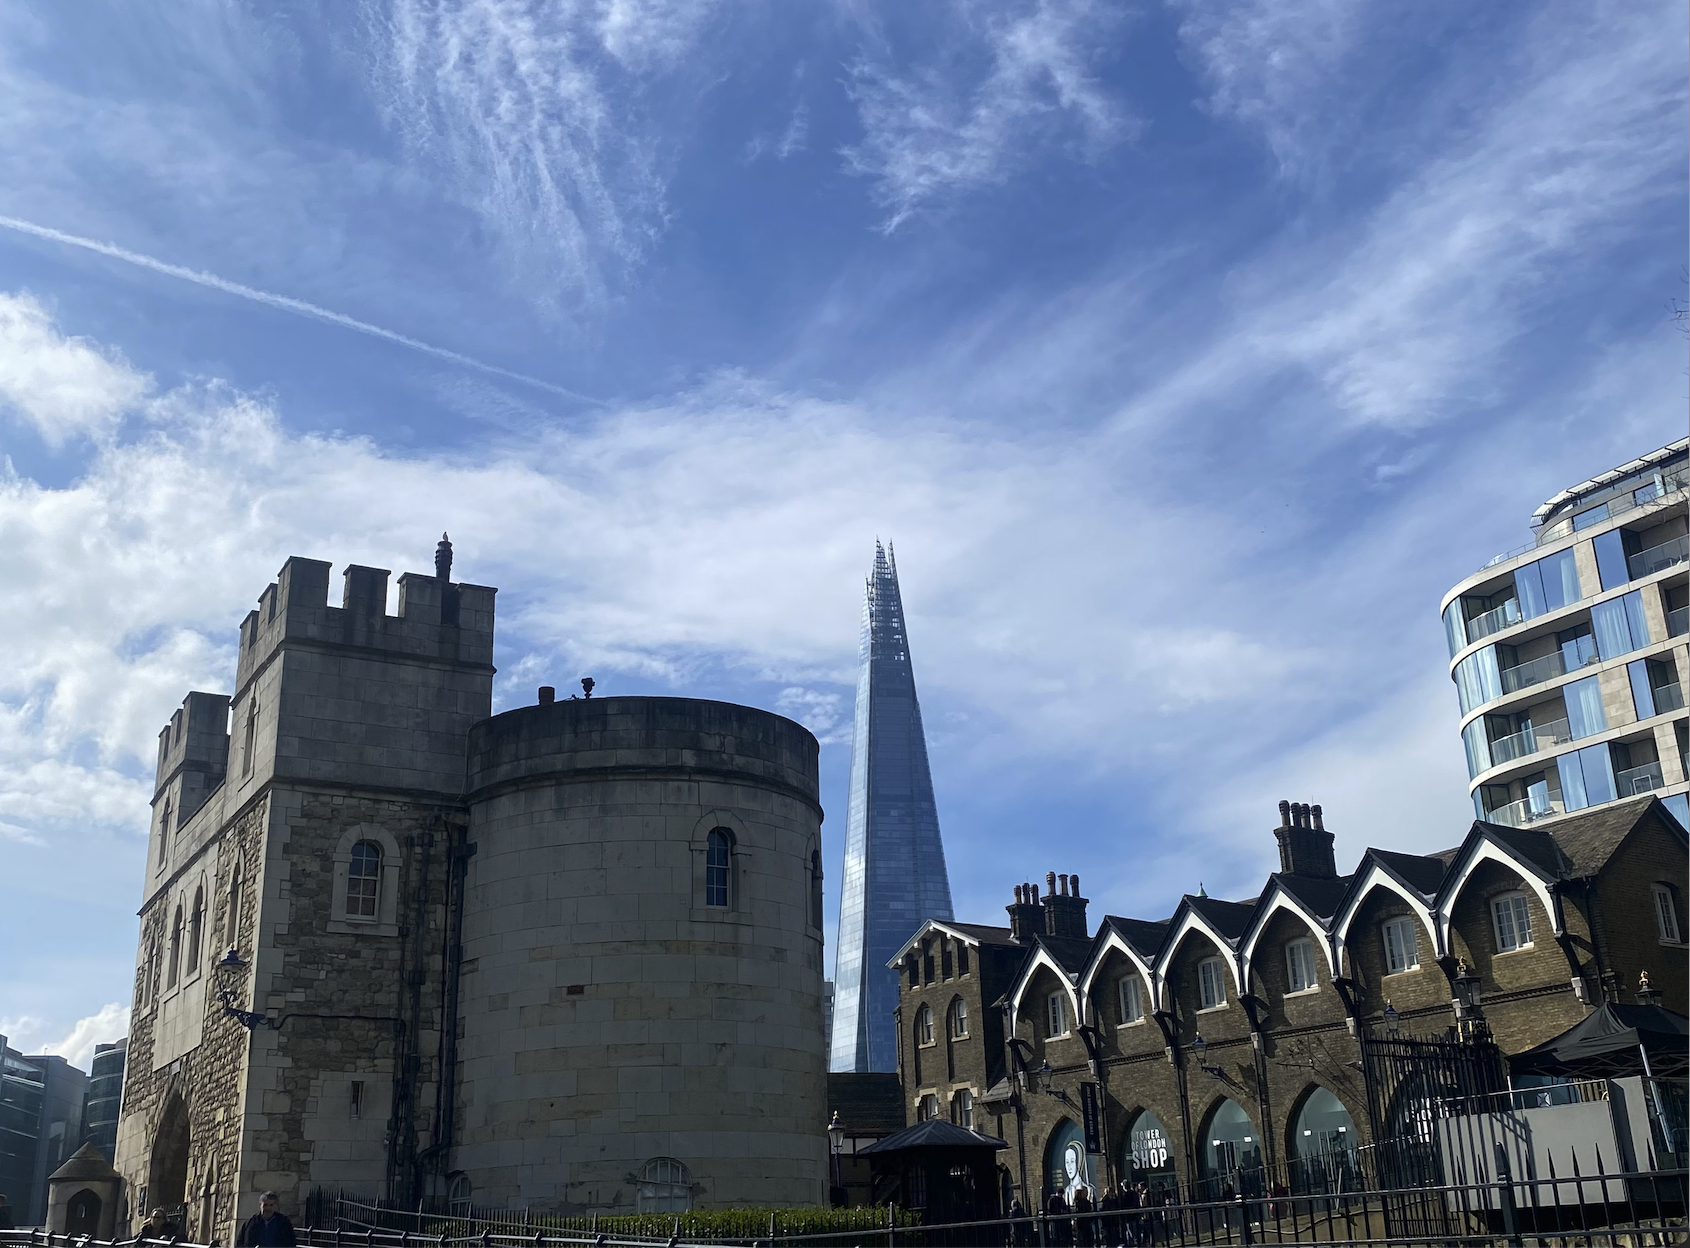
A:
142 1208 182 1241
1072 1184 1094 1247
0 1194 14 1232
1045 1188 1070 1248
1099 1182 1121 1248
235 1193 296 1247
1007 1196 1024 1248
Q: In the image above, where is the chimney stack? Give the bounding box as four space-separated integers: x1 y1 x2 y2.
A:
1007 883 1045 943
1041 869 1090 939
538 686 556 705
1274 799 1337 879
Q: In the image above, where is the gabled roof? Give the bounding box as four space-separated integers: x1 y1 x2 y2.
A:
1366 848 1451 897
1037 933 1095 975
1099 915 1170 958
827 1072 906 1137
1475 821 1571 880
857 1119 1008 1154
1185 894 1257 941
1270 873 1353 920
945 921 1019 946
1548 796 1680 876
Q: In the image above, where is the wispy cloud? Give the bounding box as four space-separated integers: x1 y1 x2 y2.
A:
366 0 718 307
843 0 1133 229
0 216 596 403
0 290 151 446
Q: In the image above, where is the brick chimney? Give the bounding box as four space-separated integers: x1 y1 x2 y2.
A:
1040 870 1090 939
1006 882 1045 943
1274 800 1337 879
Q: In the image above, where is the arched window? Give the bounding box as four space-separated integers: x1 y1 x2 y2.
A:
950 998 969 1039
810 851 824 930
1198 1099 1263 1199
1490 892 1533 952
241 697 259 777
950 1088 974 1129
225 862 243 948
447 1174 472 1218
347 841 382 918
157 798 173 866
167 906 184 988
637 1157 692 1213
705 828 732 907
187 887 205 975
1289 1088 1361 1196
916 1004 934 1045
1120 1109 1177 1194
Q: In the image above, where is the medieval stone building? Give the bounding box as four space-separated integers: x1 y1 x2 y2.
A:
891 796 1687 1210
114 542 829 1239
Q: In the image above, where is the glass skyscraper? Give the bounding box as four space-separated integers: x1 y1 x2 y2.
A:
830 543 954 1073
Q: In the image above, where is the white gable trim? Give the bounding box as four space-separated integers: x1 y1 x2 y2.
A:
1239 888 1336 980
1005 945 1083 1027
1436 838 1562 949
1077 927 1160 1009
1331 863 1443 966
1158 908 1241 1011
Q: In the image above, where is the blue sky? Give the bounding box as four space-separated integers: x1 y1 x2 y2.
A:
0 0 1684 1066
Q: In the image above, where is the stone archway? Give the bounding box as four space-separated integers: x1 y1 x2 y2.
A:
66 1188 102 1235
148 1094 190 1217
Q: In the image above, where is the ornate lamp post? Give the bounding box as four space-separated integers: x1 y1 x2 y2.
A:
1383 1001 1400 1039
828 1110 845 1200
214 948 272 1031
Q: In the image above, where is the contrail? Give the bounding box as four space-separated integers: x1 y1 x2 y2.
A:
0 213 599 405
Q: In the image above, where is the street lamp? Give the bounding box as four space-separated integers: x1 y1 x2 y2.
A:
1192 1033 1206 1066
1383 1001 1400 1039
214 948 272 1031
827 1112 846 1208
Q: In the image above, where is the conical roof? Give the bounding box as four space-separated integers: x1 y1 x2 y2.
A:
50 1141 119 1181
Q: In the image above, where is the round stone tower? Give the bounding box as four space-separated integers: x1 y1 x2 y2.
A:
454 695 828 1213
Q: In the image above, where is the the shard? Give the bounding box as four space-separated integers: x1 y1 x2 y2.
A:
830 543 954 1072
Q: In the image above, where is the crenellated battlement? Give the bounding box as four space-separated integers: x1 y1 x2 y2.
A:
234 542 496 696
153 690 231 825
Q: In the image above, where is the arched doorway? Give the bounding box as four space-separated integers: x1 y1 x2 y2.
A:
67 1189 102 1235
147 1094 190 1219
1117 1109 1178 1202
1289 1088 1361 1195
1197 1099 1263 1199
1043 1118 1093 1206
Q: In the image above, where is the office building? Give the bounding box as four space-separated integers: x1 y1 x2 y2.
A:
0 1039 88 1225
831 544 954 1072
81 1041 127 1165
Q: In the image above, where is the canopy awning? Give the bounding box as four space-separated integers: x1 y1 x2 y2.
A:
1509 1003 1688 1079
857 1119 1008 1155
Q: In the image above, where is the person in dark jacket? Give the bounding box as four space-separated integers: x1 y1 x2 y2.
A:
142 1208 182 1240
1072 1185 1095 1247
236 1193 296 1247
1045 1189 1071 1247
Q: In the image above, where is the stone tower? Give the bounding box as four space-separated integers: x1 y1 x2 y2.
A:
830 543 954 1073
114 542 828 1236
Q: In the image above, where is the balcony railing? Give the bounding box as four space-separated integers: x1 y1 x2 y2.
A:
1466 597 1522 642
1653 682 1686 715
1616 761 1665 798
1475 465 1688 575
1488 717 1573 766
1630 533 1689 580
1670 606 1689 638
1500 647 1599 694
1483 795 1565 828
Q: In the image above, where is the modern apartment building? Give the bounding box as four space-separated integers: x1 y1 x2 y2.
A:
1442 438 1689 831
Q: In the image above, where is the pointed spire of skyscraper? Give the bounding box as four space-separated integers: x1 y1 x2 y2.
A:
830 544 953 1072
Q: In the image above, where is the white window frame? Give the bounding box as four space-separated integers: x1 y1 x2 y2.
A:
1285 940 1318 994
952 1089 974 1130
1491 892 1534 953
917 1004 935 1046
1382 917 1420 974
1047 991 1070 1037
918 1094 939 1121
1119 975 1145 1025
1654 885 1683 944
950 999 969 1040
1197 958 1228 1010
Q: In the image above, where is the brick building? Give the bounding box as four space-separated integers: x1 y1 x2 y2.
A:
891 796 1687 1210
114 541 828 1239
